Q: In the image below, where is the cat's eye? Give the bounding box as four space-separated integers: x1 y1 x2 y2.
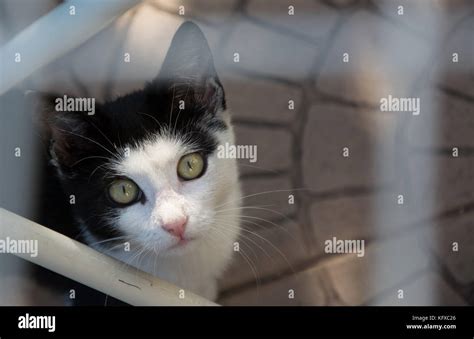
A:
177 152 206 180
108 178 141 205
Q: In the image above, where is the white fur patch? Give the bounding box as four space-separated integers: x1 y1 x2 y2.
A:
99 118 241 299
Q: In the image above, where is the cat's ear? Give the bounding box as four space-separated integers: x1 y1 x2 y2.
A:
156 21 225 113
37 93 101 168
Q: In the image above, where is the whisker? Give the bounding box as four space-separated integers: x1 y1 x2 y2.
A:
138 112 164 132
87 235 130 247
88 162 116 182
207 223 270 262
71 155 111 167
213 217 296 274
88 120 117 151
168 86 176 128
215 212 297 242
56 127 118 159
172 82 191 136
215 205 296 235
204 232 260 293
215 188 311 210
239 215 297 241
215 205 275 213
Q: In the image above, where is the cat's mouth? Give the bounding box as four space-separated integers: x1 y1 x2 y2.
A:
169 237 195 250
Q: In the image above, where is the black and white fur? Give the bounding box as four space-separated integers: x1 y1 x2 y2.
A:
37 22 241 303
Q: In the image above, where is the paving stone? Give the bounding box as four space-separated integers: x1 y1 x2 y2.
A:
406 91 474 148
233 124 292 176
311 196 374 245
303 104 396 191
219 263 330 305
406 89 474 218
222 20 320 81
424 214 474 285
374 0 474 39
309 191 433 248
239 175 296 222
315 11 431 105
246 0 339 41
325 230 430 305
218 220 310 292
309 168 474 243
221 72 301 123
151 0 238 25
372 271 467 306
405 153 474 215
437 23 474 97
324 0 360 7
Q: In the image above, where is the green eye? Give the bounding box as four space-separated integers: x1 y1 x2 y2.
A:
177 153 206 180
108 178 140 205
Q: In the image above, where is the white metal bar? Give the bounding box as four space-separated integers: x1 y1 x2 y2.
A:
0 208 218 306
0 0 141 95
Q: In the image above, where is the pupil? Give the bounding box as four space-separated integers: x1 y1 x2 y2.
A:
187 160 193 170
122 184 127 195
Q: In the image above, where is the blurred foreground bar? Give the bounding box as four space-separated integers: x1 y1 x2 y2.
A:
0 0 140 95
0 208 217 306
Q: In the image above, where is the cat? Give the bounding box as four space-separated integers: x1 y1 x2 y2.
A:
35 21 241 304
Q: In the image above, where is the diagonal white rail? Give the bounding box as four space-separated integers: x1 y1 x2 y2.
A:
0 0 141 95
0 208 218 306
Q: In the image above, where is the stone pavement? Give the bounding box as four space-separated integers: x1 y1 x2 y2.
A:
1 0 473 306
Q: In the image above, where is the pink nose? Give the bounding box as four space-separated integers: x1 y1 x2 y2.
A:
162 217 188 238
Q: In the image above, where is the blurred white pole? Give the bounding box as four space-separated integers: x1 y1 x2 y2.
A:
0 208 218 306
0 0 141 95
372 3 441 305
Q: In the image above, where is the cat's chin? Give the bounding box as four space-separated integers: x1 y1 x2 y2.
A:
163 238 199 256
137 237 200 258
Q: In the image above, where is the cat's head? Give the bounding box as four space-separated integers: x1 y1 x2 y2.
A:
40 22 240 256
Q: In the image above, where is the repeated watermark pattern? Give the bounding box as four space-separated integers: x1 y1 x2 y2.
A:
217 142 257 163
0 237 38 257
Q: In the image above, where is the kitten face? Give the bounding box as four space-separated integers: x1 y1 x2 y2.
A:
107 128 238 256
41 22 240 257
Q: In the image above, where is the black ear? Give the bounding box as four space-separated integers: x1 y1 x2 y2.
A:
156 21 225 113
37 93 103 168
